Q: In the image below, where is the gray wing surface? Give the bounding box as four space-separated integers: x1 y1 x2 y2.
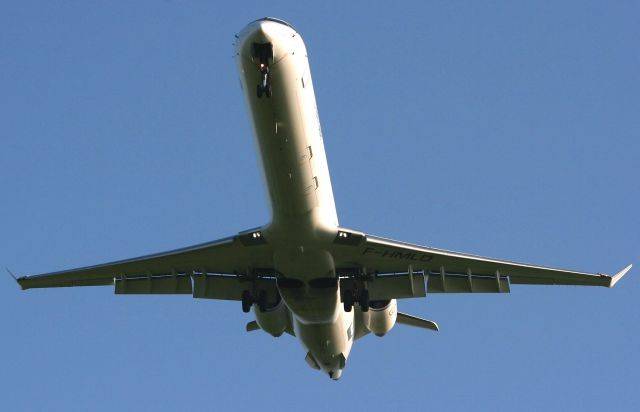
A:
330 228 630 295
16 227 631 295
17 233 274 291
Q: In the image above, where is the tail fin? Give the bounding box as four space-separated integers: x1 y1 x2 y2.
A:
397 312 439 332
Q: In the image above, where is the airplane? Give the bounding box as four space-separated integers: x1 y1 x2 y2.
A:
15 17 631 380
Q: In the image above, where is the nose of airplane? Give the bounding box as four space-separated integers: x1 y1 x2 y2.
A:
235 18 300 69
239 17 296 44
244 20 270 44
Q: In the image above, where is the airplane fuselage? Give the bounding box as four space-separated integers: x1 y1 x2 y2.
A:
236 18 357 379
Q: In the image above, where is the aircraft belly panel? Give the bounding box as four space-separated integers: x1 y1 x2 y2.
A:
293 303 353 374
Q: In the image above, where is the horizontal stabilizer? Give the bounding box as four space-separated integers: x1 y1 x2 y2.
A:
246 320 260 332
397 312 439 332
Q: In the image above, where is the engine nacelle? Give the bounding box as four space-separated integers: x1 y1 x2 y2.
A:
365 299 397 337
254 299 290 337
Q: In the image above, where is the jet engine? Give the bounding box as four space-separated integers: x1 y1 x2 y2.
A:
254 297 290 337
365 299 397 337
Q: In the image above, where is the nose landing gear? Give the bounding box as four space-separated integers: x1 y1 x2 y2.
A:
252 42 273 98
256 68 272 98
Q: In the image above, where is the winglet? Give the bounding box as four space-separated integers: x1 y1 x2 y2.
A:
609 264 632 288
6 269 30 290
5 268 25 290
5 268 17 281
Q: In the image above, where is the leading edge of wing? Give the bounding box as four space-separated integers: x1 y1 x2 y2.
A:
364 235 631 288
16 236 236 290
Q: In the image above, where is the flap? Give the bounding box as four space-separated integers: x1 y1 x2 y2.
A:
427 271 510 293
115 274 192 294
192 274 278 301
340 272 426 301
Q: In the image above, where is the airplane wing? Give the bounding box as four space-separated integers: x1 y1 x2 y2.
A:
16 226 630 299
16 229 275 297
330 228 630 297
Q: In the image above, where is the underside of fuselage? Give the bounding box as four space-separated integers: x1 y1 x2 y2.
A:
249 276 355 379
249 277 397 380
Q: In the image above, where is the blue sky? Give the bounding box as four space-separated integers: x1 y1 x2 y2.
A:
1 1 638 411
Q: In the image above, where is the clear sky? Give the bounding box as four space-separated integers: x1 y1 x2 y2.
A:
1 1 638 411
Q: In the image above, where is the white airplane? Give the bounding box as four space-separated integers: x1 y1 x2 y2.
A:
16 18 631 380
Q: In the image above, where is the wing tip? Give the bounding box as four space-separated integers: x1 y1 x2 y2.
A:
609 264 632 288
6 268 27 290
16 277 29 290
17 279 28 290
